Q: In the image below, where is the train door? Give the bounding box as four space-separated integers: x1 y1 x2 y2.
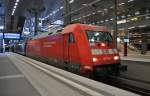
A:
63 33 80 72
63 34 69 68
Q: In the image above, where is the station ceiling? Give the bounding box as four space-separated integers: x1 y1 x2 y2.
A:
1 0 150 34
3 0 61 33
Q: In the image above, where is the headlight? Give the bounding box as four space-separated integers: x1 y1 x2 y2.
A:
114 56 119 60
101 43 106 47
93 57 98 62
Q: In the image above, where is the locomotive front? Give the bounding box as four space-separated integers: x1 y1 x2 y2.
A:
80 25 127 76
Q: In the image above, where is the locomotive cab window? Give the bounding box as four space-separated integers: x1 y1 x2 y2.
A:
86 30 113 42
68 33 75 43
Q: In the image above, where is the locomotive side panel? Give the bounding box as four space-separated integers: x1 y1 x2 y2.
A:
40 34 64 67
26 39 41 57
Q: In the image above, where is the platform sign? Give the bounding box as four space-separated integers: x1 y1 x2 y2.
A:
4 33 20 39
124 39 129 42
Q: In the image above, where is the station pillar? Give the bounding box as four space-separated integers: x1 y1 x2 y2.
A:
64 0 72 26
141 36 147 54
124 42 128 56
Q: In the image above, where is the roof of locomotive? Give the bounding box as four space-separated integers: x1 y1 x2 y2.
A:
31 26 63 39
31 23 109 39
61 23 109 34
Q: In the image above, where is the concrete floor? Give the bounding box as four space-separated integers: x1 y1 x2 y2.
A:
0 54 41 96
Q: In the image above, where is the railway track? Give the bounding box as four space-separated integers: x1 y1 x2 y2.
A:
94 76 150 96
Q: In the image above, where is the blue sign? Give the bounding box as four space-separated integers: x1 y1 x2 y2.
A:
4 33 20 39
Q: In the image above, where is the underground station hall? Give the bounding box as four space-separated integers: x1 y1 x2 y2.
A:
0 0 150 96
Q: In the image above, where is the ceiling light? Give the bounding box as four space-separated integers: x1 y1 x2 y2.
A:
135 11 140 15
119 3 125 6
105 19 109 22
16 0 19 3
100 20 104 23
52 11 56 14
128 0 134 2
15 2 18 6
14 5 17 9
146 16 150 19
127 14 131 17
110 18 113 20
97 10 102 13
121 15 126 18
92 12 96 15
60 6 64 9
128 26 135 29
110 6 114 9
138 25 146 28
104 8 108 11
0 26 4 30
69 0 74 4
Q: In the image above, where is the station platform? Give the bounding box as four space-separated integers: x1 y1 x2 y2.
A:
120 51 150 62
0 52 139 96
0 53 40 96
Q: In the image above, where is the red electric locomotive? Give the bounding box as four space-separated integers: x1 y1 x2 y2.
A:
26 23 126 76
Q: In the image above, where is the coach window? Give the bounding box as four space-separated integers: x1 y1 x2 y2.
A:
68 33 75 43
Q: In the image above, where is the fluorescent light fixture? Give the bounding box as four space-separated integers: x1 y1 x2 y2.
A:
100 20 104 23
52 11 56 14
121 15 126 18
14 5 17 9
135 11 140 15
139 25 146 28
128 0 134 2
92 12 96 15
128 26 135 29
0 26 4 30
117 19 127 24
110 6 114 9
11 0 20 15
104 8 108 11
105 19 109 22
60 6 64 9
16 0 20 3
69 0 74 4
119 3 125 6
146 16 150 19
110 18 113 20
127 14 131 17
97 10 102 13
15 2 18 6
